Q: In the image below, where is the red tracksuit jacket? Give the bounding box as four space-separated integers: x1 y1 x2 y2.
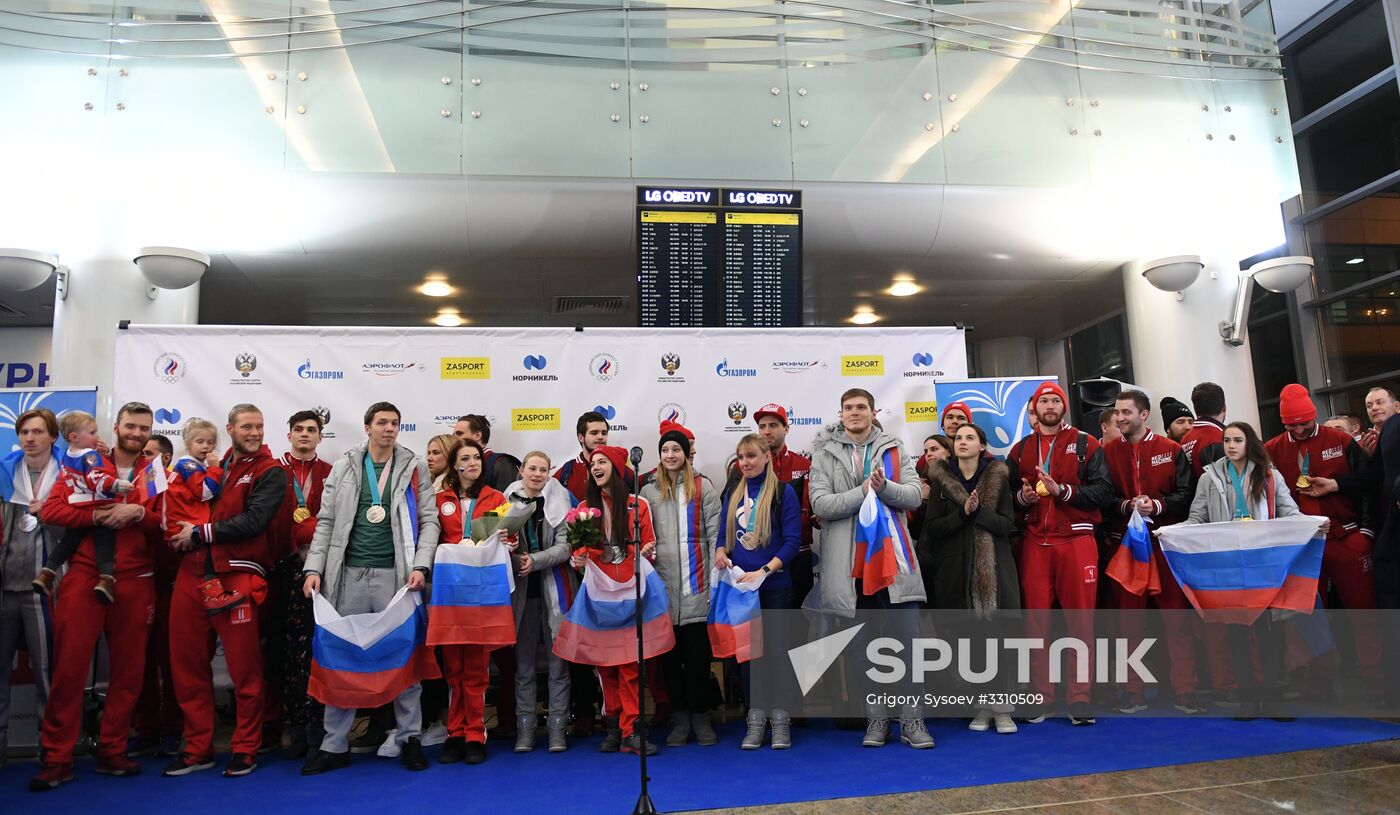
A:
1006 427 1113 543
1265 424 1373 540
164 456 223 537
41 454 162 579
191 445 287 577
1101 430 1192 538
578 495 656 582
435 485 508 544
277 453 333 558
1180 418 1226 480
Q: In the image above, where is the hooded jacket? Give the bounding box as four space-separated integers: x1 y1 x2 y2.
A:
640 471 720 626
807 423 924 613
304 441 440 610
1181 458 1302 525
503 477 576 638
921 459 1019 612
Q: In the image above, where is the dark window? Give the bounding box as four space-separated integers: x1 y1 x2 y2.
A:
1290 0 1394 116
1298 86 1400 206
1317 280 1400 383
1249 292 1298 440
1305 185 1400 296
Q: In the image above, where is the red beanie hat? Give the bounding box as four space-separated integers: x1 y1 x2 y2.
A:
590 445 631 479
1031 381 1069 407
1278 384 1317 425
941 401 972 426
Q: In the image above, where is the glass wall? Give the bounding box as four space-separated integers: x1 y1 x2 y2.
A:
1283 0 1400 414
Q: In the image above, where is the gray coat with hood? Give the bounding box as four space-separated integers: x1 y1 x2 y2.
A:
808 423 925 613
304 441 440 610
502 477 576 638
640 472 720 626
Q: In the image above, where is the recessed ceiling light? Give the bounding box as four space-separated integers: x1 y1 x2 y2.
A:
991 253 1012 261
849 309 879 325
888 279 921 297
434 311 463 327
1346 257 1364 265
421 279 453 297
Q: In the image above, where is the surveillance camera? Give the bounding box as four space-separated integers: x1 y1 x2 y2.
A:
1140 255 1204 293
1248 256 1313 293
0 248 58 292
133 246 210 290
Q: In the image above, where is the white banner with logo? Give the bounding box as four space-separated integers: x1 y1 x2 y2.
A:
112 326 966 482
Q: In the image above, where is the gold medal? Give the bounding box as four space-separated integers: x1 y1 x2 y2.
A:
365 505 386 524
1296 474 1312 489
1240 515 1253 522
1035 480 1050 498
292 507 311 524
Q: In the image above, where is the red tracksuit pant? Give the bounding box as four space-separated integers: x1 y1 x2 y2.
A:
600 663 641 734
170 570 266 757
442 644 491 742
1020 535 1097 705
133 579 181 739
1113 545 1199 698
1310 529 1382 689
40 570 154 763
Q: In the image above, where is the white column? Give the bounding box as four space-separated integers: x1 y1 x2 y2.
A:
50 255 199 426
1122 257 1261 432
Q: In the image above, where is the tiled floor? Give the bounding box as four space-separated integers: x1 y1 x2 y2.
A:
687 740 1400 814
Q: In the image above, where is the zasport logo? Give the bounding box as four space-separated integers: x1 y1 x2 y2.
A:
511 408 561 431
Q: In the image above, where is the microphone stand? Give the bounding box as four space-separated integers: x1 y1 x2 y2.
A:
628 450 657 815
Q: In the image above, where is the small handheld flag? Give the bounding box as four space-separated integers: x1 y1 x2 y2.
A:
1106 509 1160 596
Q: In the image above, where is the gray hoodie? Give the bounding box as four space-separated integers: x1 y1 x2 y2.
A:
304 440 440 610
807 423 925 614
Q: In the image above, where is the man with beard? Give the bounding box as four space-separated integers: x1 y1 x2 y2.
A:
165 404 288 778
1101 390 1197 714
1006 382 1113 725
1159 397 1194 443
30 403 163 791
1265 384 1381 699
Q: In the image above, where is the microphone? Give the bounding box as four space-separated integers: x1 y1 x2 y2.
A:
628 446 644 468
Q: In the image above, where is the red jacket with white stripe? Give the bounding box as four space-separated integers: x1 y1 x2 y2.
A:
1180 418 1226 480
1265 424 1373 540
435 485 508 544
164 456 222 536
191 445 288 577
41 454 163 579
1006 427 1113 544
1101 430 1192 539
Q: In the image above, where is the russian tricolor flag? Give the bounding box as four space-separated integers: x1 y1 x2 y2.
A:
1106 510 1160 596
707 565 764 663
552 559 675 667
135 456 169 499
851 487 915 595
308 586 442 709
677 489 706 596
1156 515 1328 625
428 536 516 648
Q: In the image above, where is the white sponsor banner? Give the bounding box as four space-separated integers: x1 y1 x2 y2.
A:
113 326 966 483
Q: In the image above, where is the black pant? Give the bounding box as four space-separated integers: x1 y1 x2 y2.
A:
788 551 815 610
48 525 116 575
739 586 793 707
1228 615 1286 704
570 662 601 718
662 623 714 714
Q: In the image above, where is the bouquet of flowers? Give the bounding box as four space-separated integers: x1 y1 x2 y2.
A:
469 500 535 543
564 506 603 553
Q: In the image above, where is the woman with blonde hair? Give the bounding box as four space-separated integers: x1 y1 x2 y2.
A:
716 433 800 749
425 433 456 491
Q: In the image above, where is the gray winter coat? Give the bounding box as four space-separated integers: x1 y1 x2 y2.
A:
1182 459 1302 525
808 423 925 613
503 477 576 638
640 473 720 626
304 441 440 610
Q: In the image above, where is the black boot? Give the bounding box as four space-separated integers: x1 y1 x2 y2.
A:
282 728 310 761
599 716 622 753
439 736 467 764
300 750 349 776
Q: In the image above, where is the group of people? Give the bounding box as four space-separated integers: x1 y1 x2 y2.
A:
0 377 1397 791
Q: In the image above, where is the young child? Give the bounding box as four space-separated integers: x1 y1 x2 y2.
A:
33 411 132 604
166 418 243 613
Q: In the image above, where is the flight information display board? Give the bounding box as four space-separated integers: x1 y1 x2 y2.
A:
636 186 802 327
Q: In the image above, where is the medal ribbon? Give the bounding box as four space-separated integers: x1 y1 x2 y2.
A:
290 457 314 509
460 497 476 525
1227 462 1251 520
1298 450 1310 478
364 451 393 511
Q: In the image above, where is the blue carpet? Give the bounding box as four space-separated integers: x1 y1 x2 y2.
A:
5 717 1397 813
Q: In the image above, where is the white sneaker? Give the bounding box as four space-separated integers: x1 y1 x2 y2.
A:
994 713 1018 734
376 729 402 758
420 721 449 747
968 711 993 732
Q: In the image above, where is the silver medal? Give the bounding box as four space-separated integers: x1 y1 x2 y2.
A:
20 513 38 533
365 505 387 524
740 531 757 549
